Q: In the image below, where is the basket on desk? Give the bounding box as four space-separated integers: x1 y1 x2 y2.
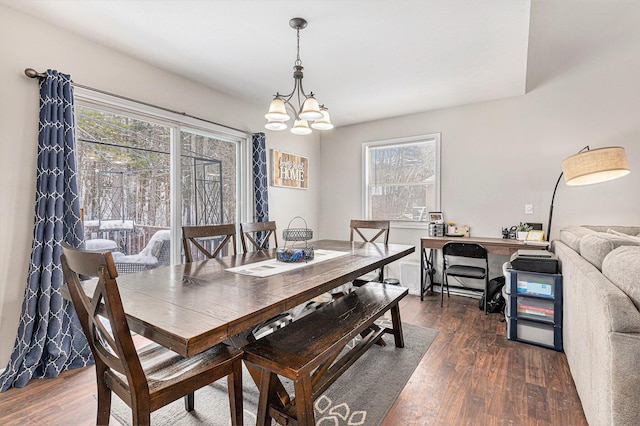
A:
276 216 314 262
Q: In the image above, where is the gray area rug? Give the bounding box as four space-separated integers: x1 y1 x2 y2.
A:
109 322 437 426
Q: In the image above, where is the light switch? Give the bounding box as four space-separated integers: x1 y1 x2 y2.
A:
524 204 534 215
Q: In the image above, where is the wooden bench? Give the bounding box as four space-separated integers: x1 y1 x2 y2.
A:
243 282 408 426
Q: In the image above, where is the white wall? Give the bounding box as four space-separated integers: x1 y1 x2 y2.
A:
318 1 640 280
0 6 319 367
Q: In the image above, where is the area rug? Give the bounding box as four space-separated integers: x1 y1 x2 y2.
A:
109 322 437 426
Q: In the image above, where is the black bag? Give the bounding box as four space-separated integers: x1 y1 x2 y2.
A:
479 276 506 313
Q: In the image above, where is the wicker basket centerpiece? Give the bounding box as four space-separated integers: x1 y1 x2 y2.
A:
276 216 314 263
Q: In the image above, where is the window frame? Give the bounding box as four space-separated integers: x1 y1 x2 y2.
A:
362 133 441 229
73 87 252 264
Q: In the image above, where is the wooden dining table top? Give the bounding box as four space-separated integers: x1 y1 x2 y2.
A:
69 239 415 357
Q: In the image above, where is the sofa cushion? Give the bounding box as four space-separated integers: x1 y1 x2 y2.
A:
580 233 640 271
603 246 640 311
560 226 598 253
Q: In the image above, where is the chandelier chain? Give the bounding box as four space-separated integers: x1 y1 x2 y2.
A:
295 27 302 66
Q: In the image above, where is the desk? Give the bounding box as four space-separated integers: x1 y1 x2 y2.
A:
419 236 547 300
68 239 414 357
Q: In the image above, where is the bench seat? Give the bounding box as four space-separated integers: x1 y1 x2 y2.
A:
243 282 408 426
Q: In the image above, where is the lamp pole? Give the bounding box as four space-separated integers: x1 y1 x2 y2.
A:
546 172 564 242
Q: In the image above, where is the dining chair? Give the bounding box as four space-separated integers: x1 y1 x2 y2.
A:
182 223 237 262
350 219 390 286
441 242 489 312
60 243 244 426
240 221 278 252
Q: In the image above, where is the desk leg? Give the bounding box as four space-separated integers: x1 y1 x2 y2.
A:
420 247 436 301
420 246 424 301
427 249 435 292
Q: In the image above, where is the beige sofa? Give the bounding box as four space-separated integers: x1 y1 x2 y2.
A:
552 226 640 426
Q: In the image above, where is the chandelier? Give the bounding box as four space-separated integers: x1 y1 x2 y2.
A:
265 17 333 135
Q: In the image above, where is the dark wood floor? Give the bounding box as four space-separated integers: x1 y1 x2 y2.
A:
0 293 587 425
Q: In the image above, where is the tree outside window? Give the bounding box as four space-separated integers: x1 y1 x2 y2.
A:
364 134 440 224
75 101 244 271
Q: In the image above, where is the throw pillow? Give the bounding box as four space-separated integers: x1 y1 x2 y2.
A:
607 228 640 243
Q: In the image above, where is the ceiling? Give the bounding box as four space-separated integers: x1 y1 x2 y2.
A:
2 0 532 128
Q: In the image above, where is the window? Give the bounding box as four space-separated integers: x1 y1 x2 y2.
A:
74 89 248 270
363 134 440 226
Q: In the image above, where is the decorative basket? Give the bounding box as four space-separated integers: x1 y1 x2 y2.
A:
282 217 313 242
276 217 314 263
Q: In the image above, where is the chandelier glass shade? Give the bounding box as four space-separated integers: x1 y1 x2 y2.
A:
264 17 333 134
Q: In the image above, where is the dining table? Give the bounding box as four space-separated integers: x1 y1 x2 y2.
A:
65 239 415 357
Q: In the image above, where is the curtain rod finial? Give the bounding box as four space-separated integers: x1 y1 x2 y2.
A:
25 68 45 78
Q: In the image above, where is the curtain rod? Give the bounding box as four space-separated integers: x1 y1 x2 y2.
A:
24 68 249 135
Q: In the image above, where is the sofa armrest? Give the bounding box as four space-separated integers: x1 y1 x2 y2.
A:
553 240 640 425
610 332 640 425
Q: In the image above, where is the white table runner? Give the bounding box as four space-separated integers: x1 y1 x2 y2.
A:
226 249 349 277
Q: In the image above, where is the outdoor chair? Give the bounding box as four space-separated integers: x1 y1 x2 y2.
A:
60 243 243 426
111 229 170 274
441 242 489 311
182 224 237 262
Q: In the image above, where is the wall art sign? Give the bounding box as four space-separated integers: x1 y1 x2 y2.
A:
271 150 308 189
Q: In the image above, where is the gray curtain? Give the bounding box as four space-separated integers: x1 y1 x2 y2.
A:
0 70 92 391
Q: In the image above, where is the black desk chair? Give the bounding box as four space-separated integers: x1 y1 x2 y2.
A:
441 242 489 312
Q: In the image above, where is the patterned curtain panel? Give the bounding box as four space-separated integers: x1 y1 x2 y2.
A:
0 70 93 391
252 133 270 245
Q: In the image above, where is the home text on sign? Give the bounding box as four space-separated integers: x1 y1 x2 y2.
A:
279 159 304 182
271 150 308 189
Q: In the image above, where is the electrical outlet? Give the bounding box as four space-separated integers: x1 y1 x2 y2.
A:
524 204 534 215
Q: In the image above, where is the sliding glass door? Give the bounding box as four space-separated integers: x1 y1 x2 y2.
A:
74 95 247 271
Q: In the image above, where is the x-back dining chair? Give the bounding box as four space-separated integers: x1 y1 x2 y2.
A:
350 219 391 286
182 223 237 262
240 221 278 252
60 243 244 426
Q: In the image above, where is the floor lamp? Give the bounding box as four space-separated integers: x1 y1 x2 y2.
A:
547 146 630 240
